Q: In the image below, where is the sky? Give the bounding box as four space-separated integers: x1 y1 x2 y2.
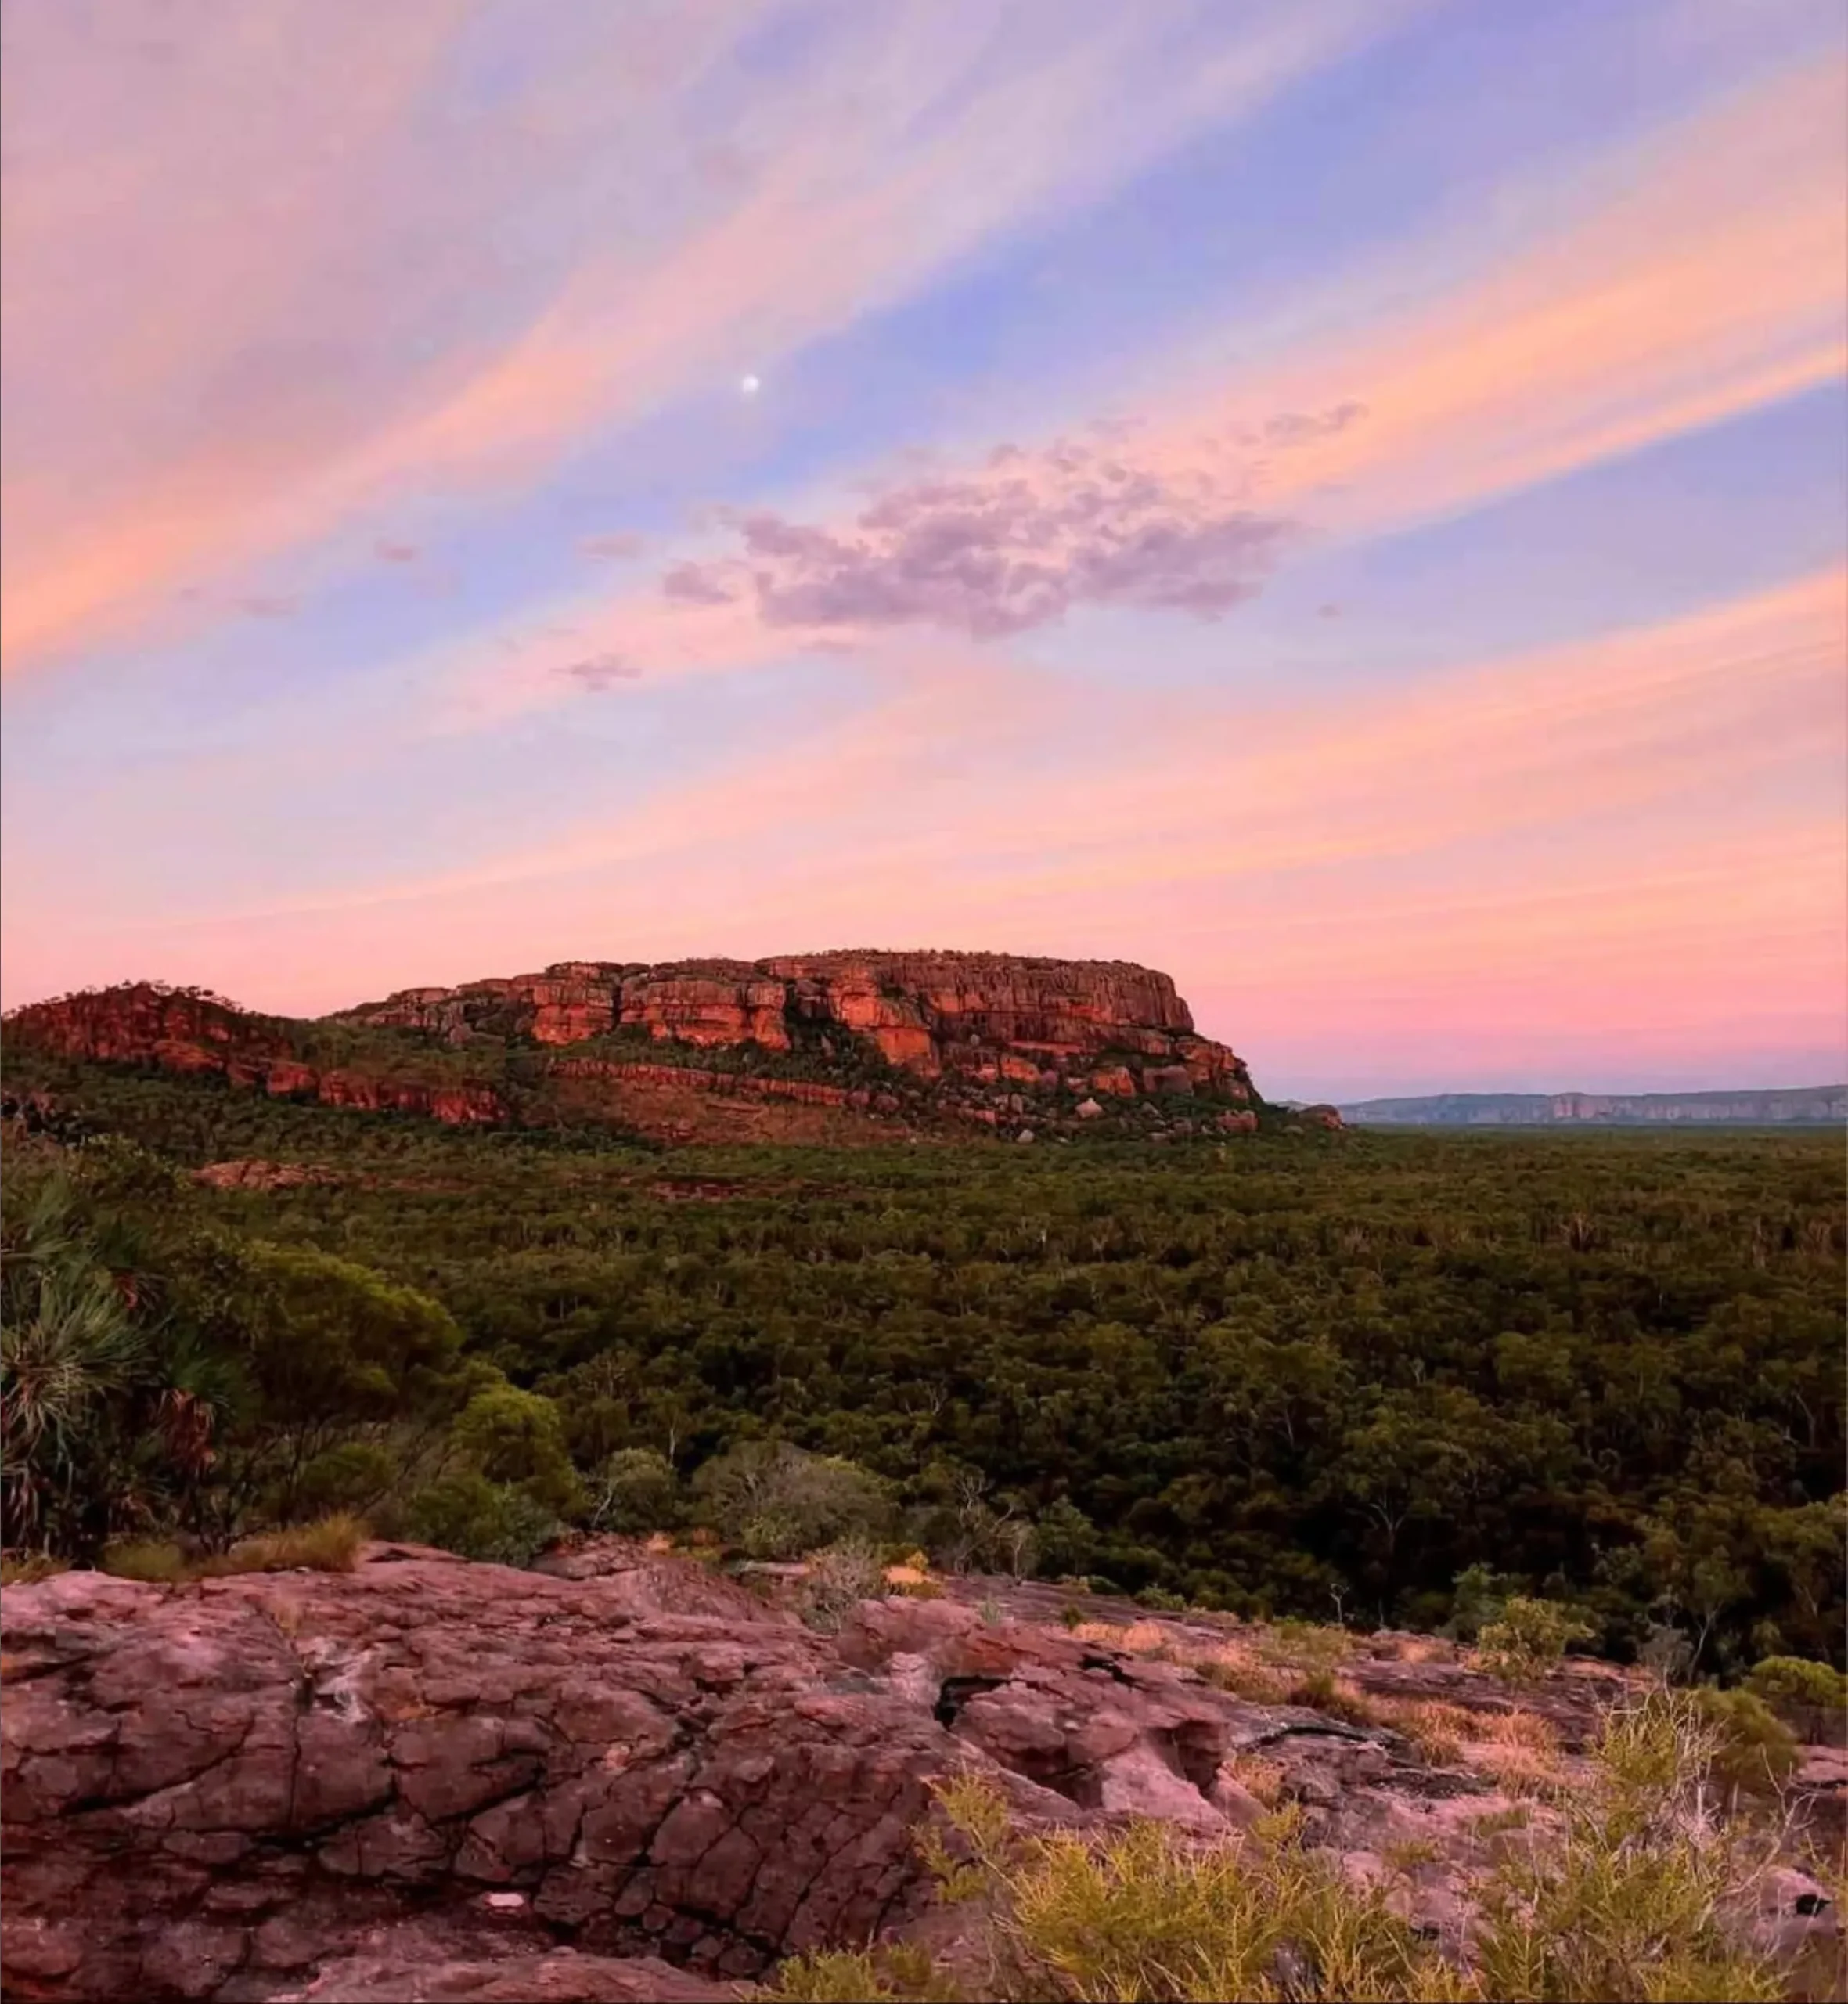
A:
2 0 1844 1102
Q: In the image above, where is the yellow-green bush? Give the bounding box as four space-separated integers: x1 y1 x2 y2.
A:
1468 1692 1787 2002
1744 1655 1848 1711
0 1551 67 1586
1689 1685 1800 1797
1475 1597 1594 1682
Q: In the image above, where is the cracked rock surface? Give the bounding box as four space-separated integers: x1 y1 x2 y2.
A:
4 1545 1839 2001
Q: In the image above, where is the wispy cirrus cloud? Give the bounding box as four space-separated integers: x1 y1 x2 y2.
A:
1133 52 1848 538
0 0 1413 677
420 49 1843 735
21 571 1839 1086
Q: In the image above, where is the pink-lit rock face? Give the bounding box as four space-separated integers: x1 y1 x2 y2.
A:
2 951 1262 1130
333 952 1252 1095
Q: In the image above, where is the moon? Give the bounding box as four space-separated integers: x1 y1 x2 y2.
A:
739 373 761 398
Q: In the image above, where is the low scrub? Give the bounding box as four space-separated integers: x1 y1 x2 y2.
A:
768 1689 1801 2002
798 1537 888 1632
0 1551 68 1587
1475 1597 1595 1683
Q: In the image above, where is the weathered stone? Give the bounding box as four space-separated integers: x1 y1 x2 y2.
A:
2 951 1264 1148
23 1558 1817 2002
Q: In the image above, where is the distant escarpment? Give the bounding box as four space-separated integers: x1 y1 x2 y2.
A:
2 953 1306 1145
1341 1086 1846 1128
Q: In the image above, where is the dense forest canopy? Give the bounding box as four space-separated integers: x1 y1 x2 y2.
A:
2 1058 1843 1678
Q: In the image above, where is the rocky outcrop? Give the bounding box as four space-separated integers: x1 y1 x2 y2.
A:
4 1549 1839 2002
1 1552 1075 2002
335 952 1256 1101
3 954 1265 1143
547 1059 899 1116
193 1162 346 1193
1 988 509 1128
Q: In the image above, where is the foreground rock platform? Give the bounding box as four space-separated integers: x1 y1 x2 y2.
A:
3 1543 1836 2001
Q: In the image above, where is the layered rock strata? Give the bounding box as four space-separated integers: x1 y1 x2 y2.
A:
3 952 1270 1138
337 953 1255 1099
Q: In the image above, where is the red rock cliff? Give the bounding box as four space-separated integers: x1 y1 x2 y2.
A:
2 986 509 1126
336 951 1255 1100
3 953 1261 1132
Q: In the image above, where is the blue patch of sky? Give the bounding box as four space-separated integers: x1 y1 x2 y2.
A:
1032 379 1848 698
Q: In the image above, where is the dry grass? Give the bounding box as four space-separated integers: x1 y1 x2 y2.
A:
1285 1668 1379 1726
1467 1739 1568 1800
1258 1620 1356 1677
1462 1710 1569 1800
1356 1631 1457 1667
0 1552 69 1587
214 1513 369 1575
101 1514 369 1584
1195 1654 1293 1706
1220 1752 1288 1808
1480 1708 1560 1756
1382 1836 1444 1876
1371 1698 1477 1765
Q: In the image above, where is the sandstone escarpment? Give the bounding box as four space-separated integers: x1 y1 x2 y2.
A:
3 952 1277 1144
339 950 1257 1099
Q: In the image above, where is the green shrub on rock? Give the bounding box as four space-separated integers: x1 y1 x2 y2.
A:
691 1441 892 1559
1743 1655 1848 1711
1476 1597 1594 1682
404 1471 559 1568
1690 1685 1801 1795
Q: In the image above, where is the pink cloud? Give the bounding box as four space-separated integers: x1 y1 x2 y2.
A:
662 429 1311 639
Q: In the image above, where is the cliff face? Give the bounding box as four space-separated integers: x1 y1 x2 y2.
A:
334 951 1255 1101
2 952 1266 1141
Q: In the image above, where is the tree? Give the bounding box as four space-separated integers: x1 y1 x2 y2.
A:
691 1440 891 1558
451 1384 583 1518
589 1447 683 1532
200 1239 470 1531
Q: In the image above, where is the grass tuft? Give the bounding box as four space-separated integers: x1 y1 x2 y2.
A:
101 1514 369 1584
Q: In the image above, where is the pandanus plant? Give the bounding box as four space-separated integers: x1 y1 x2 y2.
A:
1 1172 229 1559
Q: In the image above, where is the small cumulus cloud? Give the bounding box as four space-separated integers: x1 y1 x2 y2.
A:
238 593 300 619
580 532 647 560
374 539 420 563
557 651 643 692
661 561 740 607
657 423 1315 641
1317 601 1343 619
